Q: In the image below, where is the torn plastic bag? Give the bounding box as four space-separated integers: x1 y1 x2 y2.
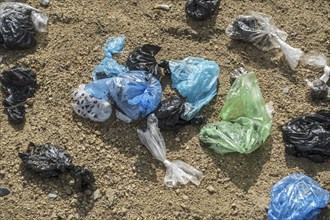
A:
137 114 203 187
268 174 330 220
303 52 329 99
226 12 303 70
283 110 330 163
0 67 36 124
108 71 162 121
0 2 48 49
72 84 112 122
154 95 204 129
185 0 220 21
166 56 219 121
19 142 95 191
126 44 161 77
92 35 128 80
199 72 272 154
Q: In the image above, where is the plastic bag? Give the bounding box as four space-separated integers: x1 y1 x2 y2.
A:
303 52 329 99
0 188 10 197
199 72 272 154
268 174 330 220
283 110 330 163
0 67 36 124
126 44 161 77
108 71 162 121
19 142 95 191
185 0 220 21
92 35 128 80
167 56 219 121
137 114 203 187
226 12 303 70
0 2 48 49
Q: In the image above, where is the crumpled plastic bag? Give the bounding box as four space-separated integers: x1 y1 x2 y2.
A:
166 56 220 121
226 12 304 70
137 114 203 187
19 142 95 191
185 0 220 21
303 52 329 99
199 72 272 154
0 67 36 124
72 71 162 122
268 174 330 220
92 35 128 80
126 44 161 77
0 2 48 49
283 110 330 163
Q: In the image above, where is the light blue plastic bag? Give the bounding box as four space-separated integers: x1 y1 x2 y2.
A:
92 35 128 80
108 71 162 121
168 56 219 120
268 174 330 220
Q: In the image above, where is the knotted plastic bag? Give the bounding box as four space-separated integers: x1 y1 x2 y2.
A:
0 67 36 124
126 44 161 77
268 174 330 220
0 2 48 49
303 52 329 99
92 35 128 80
167 56 219 121
226 12 303 70
19 142 95 191
283 110 330 163
185 0 220 21
199 72 272 154
137 114 203 187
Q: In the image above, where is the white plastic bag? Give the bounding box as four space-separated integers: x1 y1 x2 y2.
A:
226 12 303 70
303 52 329 99
137 114 203 187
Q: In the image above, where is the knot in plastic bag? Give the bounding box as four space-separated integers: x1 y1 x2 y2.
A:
185 0 219 21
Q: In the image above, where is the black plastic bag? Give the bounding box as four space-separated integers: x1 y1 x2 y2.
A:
19 143 95 191
185 0 220 21
283 110 330 163
0 67 36 124
126 44 161 77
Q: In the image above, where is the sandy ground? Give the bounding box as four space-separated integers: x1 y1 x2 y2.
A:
1 0 330 219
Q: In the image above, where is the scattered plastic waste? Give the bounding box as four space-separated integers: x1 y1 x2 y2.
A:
92 35 128 80
226 12 304 70
303 52 329 100
126 44 161 77
0 2 48 49
0 187 10 197
199 72 272 154
283 110 330 163
137 114 203 187
73 71 162 122
229 67 247 85
19 142 95 191
268 174 330 220
153 4 171 11
0 67 36 124
185 0 220 21
162 56 219 121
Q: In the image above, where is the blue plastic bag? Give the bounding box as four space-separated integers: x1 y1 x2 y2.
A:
268 174 330 220
168 56 220 120
108 71 162 121
92 35 128 80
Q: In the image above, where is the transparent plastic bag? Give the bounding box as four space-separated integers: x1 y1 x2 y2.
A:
167 56 220 121
226 12 303 70
0 2 48 49
137 114 203 187
268 174 330 220
92 35 128 80
199 72 272 154
303 52 329 99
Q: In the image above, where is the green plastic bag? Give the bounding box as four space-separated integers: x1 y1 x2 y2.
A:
199 72 272 154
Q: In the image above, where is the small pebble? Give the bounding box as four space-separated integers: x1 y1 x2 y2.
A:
39 0 50 7
175 137 180 142
48 193 57 199
283 87 289 93
92 189 101 200
206 185 215 194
